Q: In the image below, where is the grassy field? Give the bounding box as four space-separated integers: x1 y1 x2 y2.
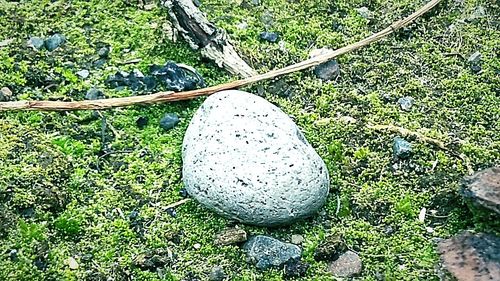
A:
0 0 499 280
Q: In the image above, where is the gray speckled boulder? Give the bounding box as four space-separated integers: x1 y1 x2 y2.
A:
182 90 329 226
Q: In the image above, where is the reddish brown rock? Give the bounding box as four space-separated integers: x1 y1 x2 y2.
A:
460 167 500 215
437 231 500 281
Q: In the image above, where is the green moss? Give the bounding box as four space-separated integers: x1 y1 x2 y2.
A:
0 0 499 280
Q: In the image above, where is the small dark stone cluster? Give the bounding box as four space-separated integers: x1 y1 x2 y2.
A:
105 61 205 93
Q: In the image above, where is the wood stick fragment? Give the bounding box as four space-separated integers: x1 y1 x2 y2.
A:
367 124 447 150
0 0 442 111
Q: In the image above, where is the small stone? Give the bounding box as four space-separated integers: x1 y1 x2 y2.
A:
179 187 189 198
393 137 412 159
259 32 279 43
93 58 107 68
136 116 149 129
97 46 110 58
209 266 225 281
129 210 139 220
9 249 18 261
460 167 500 215
85 88 105 100
313 60 340 81
468 51 482 64
193 243 201 250
159 113 180 131
28 37 45 50
291 234 304 245
0 87 13 101
182 90 329 226
76 70 90 79
328 251 362 277
437 231 499 281
284 260 309 278
398 96 414 111
356 7 371 19
243 235 301 270
314 235 346 261
44 33 66 51
166 208 176 218
66 257 79 270
215 227 248 246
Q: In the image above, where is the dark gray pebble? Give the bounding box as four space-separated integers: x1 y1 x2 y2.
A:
160 113 180 131
260 32 279 43
393 137 412 159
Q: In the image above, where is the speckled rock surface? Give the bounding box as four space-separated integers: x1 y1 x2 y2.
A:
243 235 301 270
182 90 329 226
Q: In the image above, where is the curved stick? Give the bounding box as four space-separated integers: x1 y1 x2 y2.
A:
0 0 441 111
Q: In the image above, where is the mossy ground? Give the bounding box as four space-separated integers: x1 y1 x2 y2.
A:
0 0 499 280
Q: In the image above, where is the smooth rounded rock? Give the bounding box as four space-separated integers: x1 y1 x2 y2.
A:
182 90 329 226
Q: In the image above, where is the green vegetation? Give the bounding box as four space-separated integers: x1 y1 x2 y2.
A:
0 0 498 280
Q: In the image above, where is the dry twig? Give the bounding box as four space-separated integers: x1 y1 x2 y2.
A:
0 0 442 111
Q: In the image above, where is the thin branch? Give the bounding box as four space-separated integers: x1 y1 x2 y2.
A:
164 198 191 209
0 0 442 111
367 124 447 150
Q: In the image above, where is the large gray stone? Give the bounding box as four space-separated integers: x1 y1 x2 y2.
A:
182 90 329 226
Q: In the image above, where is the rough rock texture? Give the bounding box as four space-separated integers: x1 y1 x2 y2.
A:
182 90 329 226
243 235 301 270
328 251 362 277
214 227 247 246
460 167 500 215
437 231 500 281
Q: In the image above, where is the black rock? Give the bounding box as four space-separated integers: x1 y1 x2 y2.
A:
44 33 65 51
179 187 189 198
166 208 176 218
34 256 47 271
93 58 107 68
9 249 18 261
129 210 139 220
28 37 45 50
284 260 309 278
313 60 340 81
97 46 110 58
260 31 279 43
243 235 301 270
142 76 157 91
393 137 412 159
151 61 205 92
209 266 226 281
398 96 414 111
136 116 148 129
470 64 482 73
160 113 180 131
85 88 105 100
105 72 128 89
